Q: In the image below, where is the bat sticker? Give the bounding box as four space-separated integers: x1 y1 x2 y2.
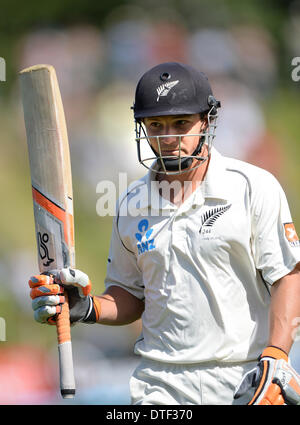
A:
38 231 54 267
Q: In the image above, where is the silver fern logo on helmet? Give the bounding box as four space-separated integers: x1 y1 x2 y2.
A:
156 80 179 102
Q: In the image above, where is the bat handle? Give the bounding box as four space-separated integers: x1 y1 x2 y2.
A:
56 290 76 398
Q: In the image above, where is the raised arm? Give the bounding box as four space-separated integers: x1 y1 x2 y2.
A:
29 268 144 326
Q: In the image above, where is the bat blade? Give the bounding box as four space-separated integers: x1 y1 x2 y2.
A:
20 64 76 399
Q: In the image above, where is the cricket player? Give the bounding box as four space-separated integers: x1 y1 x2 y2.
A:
29 62 300 405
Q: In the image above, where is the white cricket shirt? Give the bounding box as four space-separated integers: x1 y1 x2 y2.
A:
105 148 300 363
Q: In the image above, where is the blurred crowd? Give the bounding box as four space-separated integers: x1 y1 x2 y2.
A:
1 1 300 404
17 7 289 186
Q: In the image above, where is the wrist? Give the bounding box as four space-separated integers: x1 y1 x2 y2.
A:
82 296 101 323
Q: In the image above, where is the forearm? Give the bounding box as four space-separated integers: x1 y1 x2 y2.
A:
94 285 144 326
268 264 300 354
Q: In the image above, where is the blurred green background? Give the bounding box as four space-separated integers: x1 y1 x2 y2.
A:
0 0 299 404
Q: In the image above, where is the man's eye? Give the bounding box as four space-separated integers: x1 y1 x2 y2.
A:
150 122 161 128
176 120 188 126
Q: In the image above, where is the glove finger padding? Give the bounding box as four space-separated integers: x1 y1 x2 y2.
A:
234 346 300 405
29 268 99 325
29 274 54 288
59 268 91 297
33 304 62 324
30 283 64 299
32 295 65 310
29 275 64 325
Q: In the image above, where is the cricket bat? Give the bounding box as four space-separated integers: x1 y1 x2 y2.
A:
20 64 76 399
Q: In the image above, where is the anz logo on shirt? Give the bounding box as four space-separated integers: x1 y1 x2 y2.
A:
135 219 156 255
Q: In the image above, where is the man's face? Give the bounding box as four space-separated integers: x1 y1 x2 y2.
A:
143 113 207 158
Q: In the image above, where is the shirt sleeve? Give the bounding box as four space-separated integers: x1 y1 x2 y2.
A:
104 215 144 300
251 171 300 285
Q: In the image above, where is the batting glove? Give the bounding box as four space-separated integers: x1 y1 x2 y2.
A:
29 268 101 325
234 346 300 405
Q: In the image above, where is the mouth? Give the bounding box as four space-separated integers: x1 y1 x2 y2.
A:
159 146 180 152
161 150 189 157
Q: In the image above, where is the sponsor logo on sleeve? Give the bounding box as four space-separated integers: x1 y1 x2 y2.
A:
284 222 300 247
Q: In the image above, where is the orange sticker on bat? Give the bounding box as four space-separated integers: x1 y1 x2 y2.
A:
284 223 300 246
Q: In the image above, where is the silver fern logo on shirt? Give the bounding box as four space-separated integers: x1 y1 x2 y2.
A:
199 204 232 233
156 80 179 102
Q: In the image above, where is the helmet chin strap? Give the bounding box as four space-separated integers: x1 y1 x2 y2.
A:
155 135 206 172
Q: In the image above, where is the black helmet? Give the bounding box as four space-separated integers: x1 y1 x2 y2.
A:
133 62 220 175
133 62 220 119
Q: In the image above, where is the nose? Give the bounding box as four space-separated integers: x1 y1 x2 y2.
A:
159 124 179 145
159 135 178 145
165 123 176 136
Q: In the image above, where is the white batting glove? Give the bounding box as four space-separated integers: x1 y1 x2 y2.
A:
234 346 300 405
